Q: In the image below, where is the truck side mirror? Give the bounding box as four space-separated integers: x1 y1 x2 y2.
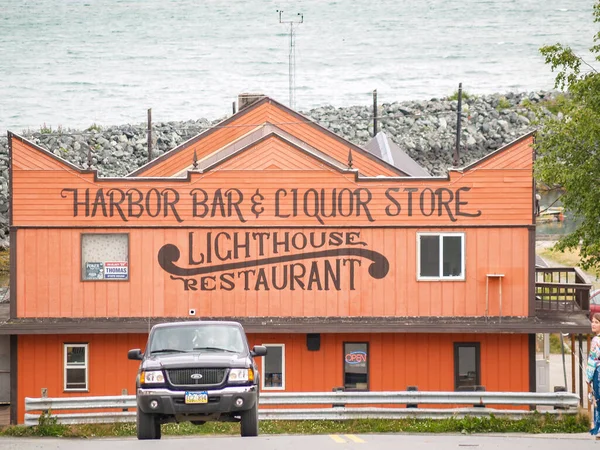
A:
128 348 143 360
250 345 267 357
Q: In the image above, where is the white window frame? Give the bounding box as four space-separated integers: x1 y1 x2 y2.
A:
261 344 285 391
416 232 465 281
64 343 89 392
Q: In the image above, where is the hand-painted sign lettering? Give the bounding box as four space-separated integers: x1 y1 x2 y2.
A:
158 230 389 292
60 186 481 223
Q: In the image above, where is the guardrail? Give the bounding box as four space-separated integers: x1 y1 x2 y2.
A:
24 391 581 427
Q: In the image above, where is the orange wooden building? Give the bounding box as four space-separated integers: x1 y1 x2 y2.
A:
3 95 592 424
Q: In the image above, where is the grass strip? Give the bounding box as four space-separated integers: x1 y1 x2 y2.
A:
0 412 590 438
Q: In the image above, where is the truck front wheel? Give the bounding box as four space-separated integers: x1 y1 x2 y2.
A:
240 402 258 437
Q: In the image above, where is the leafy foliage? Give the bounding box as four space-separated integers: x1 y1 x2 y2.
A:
496 96 511 111
448 90 474 101
535 2 600 270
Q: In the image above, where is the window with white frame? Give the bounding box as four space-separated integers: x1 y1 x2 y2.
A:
417 232 465 280
64 344 88 391
261 344 285 390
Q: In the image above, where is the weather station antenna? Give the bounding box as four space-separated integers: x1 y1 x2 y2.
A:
277 10 303 109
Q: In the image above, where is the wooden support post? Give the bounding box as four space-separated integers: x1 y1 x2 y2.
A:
579 334 584 407
571 334 576 394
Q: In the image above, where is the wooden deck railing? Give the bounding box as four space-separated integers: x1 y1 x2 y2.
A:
535 267 592 313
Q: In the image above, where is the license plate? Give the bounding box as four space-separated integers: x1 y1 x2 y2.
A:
185 391 208 404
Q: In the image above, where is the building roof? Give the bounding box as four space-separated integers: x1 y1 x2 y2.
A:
172 122 349 176
363 131 431 177
0 313 591 335
127 96 410 178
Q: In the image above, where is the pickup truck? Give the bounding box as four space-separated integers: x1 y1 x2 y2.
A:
127 320 267 439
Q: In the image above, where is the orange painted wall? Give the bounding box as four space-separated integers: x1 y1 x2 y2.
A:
16 332 530 423
11 135 534 227
16 226 530 318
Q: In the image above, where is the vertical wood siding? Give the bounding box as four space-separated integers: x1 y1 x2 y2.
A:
215 136 331 171
16 332 530 423
12 132 534 319
11 135 534 227
15 227 530 318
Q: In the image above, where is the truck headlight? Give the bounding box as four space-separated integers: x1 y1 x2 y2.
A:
140 370 165 384
229 368 253 383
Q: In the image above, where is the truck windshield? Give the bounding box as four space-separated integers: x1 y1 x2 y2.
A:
149 325 246 354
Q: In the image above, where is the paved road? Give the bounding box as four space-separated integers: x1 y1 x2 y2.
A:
0 433 597 450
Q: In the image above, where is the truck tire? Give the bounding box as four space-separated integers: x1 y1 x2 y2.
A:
240 402 258 437
137 407 160 440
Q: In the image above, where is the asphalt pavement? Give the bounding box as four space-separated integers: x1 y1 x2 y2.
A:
0 433 597 450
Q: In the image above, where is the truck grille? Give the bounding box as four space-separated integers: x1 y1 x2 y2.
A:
166 368 227 386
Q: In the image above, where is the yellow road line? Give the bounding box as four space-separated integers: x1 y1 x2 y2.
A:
345 435 365 443
329 435 346 443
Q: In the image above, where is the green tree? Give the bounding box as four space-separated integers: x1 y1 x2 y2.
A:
534 1 600 270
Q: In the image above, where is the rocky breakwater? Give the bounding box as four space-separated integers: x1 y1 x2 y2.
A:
305 90 558 176
0 90 561 249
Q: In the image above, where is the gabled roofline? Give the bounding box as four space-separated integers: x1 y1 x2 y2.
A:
266 97 409 176
8 129 537 185
127 96 410 178
192 131 353 174
173 122 351 176
9 132 88 173
127 97 272 177
8 130 363 183
8 132 197 183
452 129 537 173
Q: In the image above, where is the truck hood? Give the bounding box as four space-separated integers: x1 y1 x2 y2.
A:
143 351 250 370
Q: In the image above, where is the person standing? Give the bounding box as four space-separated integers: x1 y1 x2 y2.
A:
587 313 600 438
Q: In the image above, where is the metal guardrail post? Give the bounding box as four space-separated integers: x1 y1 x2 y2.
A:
332 387 345 408
406 386 418 408
474 385 486 408
554 386 567 410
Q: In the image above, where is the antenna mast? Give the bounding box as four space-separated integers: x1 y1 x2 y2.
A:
277 10 303 109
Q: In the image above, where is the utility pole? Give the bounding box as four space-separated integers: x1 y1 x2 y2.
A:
454 83 462 167
147 108 153 163
372 89 378 137
277 10 303 109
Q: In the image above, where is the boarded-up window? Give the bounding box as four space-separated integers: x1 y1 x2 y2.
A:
344 342 368 391
81 234 129 280
262 344 284 390
418 233 464 280
64 344 88 391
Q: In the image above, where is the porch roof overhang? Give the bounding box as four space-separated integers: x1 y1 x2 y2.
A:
0 313 591 335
